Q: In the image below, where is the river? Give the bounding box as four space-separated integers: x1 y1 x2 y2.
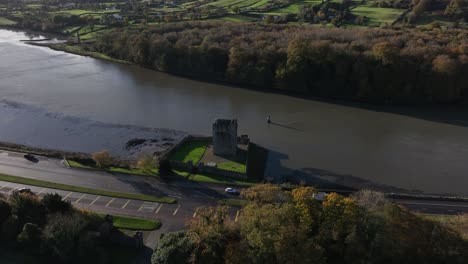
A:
1 29 468 195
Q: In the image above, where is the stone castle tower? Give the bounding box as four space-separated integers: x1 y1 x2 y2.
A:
212 119 238 156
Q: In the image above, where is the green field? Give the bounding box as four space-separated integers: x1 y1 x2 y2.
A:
0 17 16 25
217 161 247 173
168 140 209 164
53 9 120 16
190 173 255 186
352 6 404 26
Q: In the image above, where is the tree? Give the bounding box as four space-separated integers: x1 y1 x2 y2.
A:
152 231 194 264
240 184 284 204
372 42 399 65
432 54 458 75
188 206 233 264
240 202 324 264
318 193 361 262
350 190 388 211
264 15 275 24
291 187 321 230
137 154 156 173
42 193 72 214
92 150 112 168
412 0 431 17
17 223 42 249
42 212 89 261
445 0 465 18
1 216 21 241
0 199 11 226
9 192 46 226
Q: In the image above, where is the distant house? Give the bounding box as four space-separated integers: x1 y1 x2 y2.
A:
60 3 76 8
313 192 328 201
113 14 123 20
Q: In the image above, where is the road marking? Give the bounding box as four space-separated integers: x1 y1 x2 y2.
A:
137 203 145 212
62 192 73 200
106 198 115 207
173 205 180 216
90 196 100 205
122 200 131 209
400 202 468 208
75 194 86 203
193 208 199 218
155 204 163 214
37 188 45 195
235 210 240 222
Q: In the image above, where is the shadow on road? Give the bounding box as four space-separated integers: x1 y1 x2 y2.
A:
264 147 419 194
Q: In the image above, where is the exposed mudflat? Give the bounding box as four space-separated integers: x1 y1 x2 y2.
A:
0 100 186 159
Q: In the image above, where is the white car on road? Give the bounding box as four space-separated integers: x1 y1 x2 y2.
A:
225 187 239 195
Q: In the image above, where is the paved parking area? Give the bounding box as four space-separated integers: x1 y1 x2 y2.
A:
0 180 241 223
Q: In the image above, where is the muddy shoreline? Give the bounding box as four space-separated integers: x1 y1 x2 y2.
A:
0 141 90 160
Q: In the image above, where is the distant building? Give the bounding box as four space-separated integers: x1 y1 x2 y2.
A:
113 14 123 20
212 119 238 156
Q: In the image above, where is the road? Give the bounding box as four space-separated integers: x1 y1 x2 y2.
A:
0 150 467 237
0 150 245 250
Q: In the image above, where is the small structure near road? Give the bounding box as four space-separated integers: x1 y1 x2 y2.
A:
212 119 237 156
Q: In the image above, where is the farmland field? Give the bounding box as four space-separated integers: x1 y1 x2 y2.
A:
0 17 16 25
352 6 404 26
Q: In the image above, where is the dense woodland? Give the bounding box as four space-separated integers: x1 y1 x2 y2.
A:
152 185 468 264
92 22 468 104
0 190 134 263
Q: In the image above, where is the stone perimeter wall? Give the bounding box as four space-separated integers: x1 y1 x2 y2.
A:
163 135 249 180
169 160 248 179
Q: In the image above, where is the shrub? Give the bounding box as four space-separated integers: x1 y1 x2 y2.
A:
1 216 21 241
42 193 72 214
17 223 42 249
0 199 12 226
92 150 112 168
9 192 46 226
137 154 157 172
152 231 194 264
42 212 89 261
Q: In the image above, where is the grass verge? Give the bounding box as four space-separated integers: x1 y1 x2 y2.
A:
68 159 158 176
103 214 161 230
217 161 247 173
190 173 256 187
168 140 209 163
0 173 176 204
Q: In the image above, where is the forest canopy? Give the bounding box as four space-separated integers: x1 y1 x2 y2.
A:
91 21 468 104
151 185 468 264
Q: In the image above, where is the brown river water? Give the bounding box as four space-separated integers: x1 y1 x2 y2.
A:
1 29 468 195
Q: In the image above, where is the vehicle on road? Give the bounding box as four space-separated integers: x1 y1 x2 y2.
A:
24 154 38 163
313 192 328 201
225 187 239 195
